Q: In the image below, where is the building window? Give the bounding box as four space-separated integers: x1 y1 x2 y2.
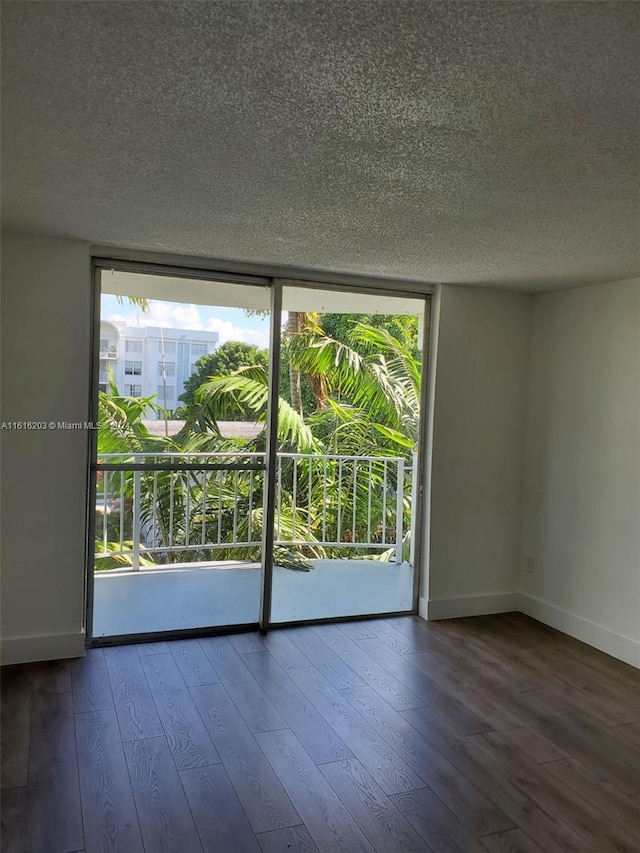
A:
161 341 176 354
100 338 109 351
157 385 175 403
125 384 142 397
126 340 143 353
99 370 108 383
125 360 142 375
191 343 207 357
158 361 176 377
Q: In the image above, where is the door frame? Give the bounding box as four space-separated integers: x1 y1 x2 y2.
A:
85 257 434 646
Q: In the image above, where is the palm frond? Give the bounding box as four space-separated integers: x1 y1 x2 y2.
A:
197 368 319 452
115 295 150 312
94 541 155 571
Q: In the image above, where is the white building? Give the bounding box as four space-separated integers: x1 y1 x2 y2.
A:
99 321 219 414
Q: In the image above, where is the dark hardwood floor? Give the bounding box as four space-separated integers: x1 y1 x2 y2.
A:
2 612 639 853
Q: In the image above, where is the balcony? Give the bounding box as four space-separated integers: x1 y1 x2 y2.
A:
93 451 417 636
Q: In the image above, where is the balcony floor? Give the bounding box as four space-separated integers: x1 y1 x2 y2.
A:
92 559 415 637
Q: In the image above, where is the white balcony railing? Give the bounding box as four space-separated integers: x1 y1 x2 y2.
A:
94 452 416 570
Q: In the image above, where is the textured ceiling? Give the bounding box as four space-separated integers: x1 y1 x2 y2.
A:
2 1 639 291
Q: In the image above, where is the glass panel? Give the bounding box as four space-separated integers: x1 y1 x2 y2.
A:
91 271 270 638
270 286 427 623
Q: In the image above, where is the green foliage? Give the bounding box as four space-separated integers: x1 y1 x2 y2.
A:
290 321 421 452
322 313 419 356
97 384 175 456
179 342 269 410
94 541 155 572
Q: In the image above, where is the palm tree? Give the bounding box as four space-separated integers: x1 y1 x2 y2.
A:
185 321 421 562
287 311 305 417
285 311 329 415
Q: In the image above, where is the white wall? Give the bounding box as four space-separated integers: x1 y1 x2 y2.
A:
520 279 640 667
1 233 91 663
424 286 532 619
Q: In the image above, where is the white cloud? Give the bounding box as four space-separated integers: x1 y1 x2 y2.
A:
205 317 269 348
143 302 204 330
104 301 204 330
104 300 269 348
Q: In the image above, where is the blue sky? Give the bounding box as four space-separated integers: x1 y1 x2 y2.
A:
102 295 271 348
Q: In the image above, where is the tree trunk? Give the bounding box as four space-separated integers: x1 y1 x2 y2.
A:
288 312 304 417
287 311 330 414
307 372 328 412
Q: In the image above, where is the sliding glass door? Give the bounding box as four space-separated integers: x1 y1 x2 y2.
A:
88 263 429 641
268 285 429 624
89 263 272 639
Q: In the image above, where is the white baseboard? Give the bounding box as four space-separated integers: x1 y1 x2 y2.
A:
518 594 639 669
417 596 429 620
422 592 520 621
1 631 85 665
3 601 636 671
419 591 639 669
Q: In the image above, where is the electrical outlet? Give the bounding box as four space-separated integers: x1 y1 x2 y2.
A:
526 557 535 574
